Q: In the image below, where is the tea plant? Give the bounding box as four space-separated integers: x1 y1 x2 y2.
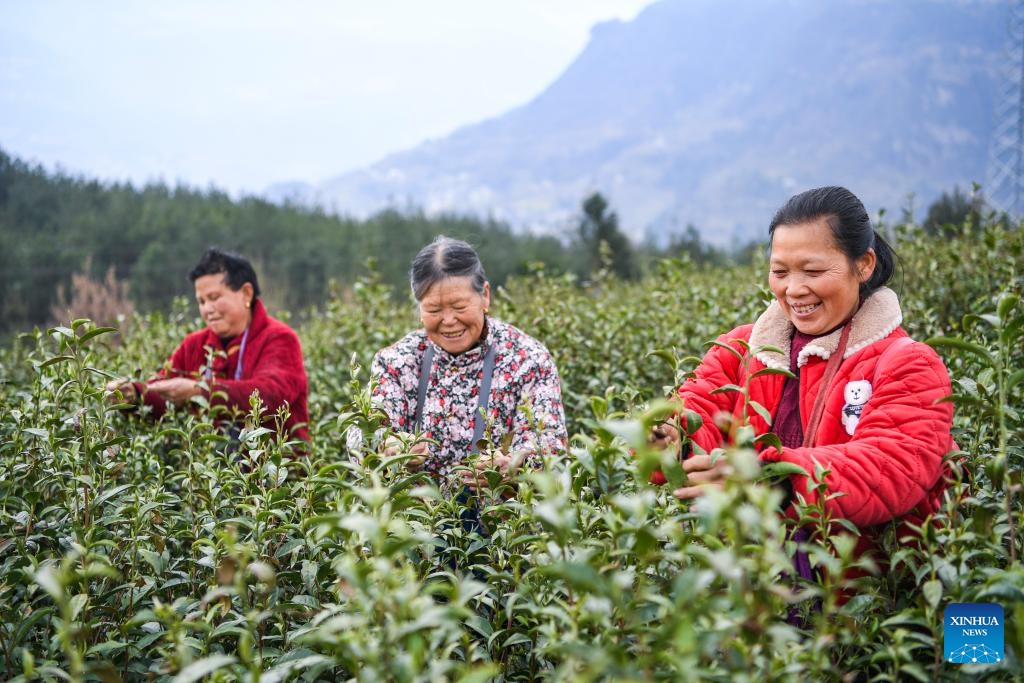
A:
0 217 1021 681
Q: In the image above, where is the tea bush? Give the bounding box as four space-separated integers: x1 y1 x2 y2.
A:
0 219 1021 681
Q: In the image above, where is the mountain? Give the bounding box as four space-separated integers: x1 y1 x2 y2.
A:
293 0 1007 246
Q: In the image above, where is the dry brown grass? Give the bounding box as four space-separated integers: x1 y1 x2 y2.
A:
50 258 135 330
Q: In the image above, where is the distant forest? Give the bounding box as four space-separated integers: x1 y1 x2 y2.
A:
0 147 738 334
0 146 978 334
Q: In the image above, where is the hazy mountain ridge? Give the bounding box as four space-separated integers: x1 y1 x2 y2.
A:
283 0 1007 244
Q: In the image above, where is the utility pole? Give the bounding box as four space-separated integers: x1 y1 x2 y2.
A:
986 0 1024 219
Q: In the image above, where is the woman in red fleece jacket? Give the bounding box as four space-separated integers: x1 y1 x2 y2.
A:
649 186 955 577
106 248 310 443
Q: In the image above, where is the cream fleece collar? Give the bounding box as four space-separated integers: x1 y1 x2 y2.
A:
748 287 903 370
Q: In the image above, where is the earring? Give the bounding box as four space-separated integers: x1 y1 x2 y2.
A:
245 301 251 309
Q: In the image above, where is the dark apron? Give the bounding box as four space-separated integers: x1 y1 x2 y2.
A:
415 343 497 535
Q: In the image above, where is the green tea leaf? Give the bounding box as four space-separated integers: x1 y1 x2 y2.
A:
173 654 238 683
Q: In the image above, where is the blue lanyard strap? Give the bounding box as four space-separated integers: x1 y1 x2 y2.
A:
234 326 250 380
202 325 251 382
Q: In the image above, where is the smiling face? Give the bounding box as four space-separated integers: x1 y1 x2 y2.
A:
768 217 876 336
194 273 253 338
418 276 490 354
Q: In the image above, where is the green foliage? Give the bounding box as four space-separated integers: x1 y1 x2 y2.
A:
0 148 579 334
576 193 639 282
0 147 769 338
922 184 986 238
0 204 1022 680
659 224 734 268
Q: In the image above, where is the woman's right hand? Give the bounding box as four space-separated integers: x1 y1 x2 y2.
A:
105 379 138 404
648 420 681 453
405 442 429 470
381 435 429 471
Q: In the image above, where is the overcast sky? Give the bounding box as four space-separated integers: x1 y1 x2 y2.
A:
0 0 653 196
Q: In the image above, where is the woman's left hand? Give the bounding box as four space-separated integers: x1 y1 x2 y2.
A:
673 453 733 500
146 378 202 407
461 451 520 492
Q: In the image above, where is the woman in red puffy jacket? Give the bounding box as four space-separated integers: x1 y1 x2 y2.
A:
649 186 956 575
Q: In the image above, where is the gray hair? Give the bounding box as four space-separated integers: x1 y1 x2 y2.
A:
409 236 488 301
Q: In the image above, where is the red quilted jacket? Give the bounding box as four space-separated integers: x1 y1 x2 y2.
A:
137 299 310 442
668 288 955 565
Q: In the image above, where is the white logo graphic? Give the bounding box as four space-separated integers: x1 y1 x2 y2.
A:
947 644 1002 664
841 379 872 436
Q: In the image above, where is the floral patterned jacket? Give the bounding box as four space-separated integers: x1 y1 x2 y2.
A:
371 317 567 477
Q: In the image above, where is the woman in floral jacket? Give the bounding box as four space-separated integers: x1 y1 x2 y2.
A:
371 236 567 490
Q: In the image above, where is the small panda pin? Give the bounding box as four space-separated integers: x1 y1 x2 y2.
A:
841 380 872 436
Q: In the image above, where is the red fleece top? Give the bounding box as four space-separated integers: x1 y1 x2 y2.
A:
137 299 310 442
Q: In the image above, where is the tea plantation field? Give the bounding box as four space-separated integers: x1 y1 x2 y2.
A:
0 222 1021 681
